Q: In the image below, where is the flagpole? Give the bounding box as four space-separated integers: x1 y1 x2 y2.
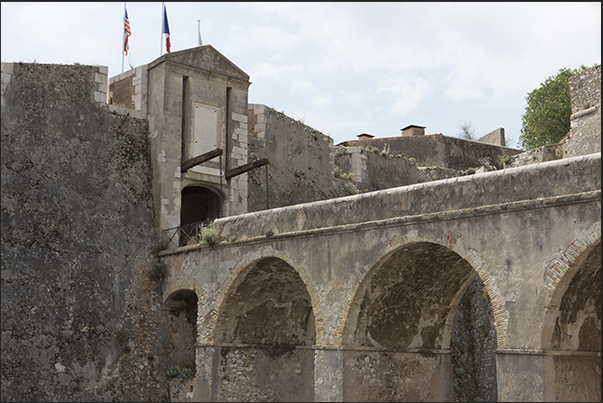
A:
160 2 164 56
198 20 202 46
122 2 126 73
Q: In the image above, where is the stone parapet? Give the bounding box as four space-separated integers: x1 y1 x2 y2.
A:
477 127 505 146
214 153 601 242
568 64 601 114
108 64 148 115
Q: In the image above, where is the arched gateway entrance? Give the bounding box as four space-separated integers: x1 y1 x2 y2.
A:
181 186 221 227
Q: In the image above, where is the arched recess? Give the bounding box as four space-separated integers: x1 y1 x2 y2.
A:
212 257 316 402
164 289 199 372
341 241 497 402
542 235 601 402
180 185 221 227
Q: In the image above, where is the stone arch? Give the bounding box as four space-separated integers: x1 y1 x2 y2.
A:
164 287 199 372
162 278 199 304
541 224 600 402
543 222 601 325
340 238 506 349
341 241 476 350
339 239 500 402
208 251 326 346
209 255 317 401
213 256 316 345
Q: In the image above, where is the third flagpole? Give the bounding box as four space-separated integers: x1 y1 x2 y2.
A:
122 2 126 73
198 20 202 46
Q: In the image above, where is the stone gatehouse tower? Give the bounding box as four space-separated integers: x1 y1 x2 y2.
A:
109 45 251 237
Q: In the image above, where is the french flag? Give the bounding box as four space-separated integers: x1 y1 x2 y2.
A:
162 4 171 54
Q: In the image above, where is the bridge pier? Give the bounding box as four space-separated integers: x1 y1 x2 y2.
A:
314 349 344 401
495 350 547 401
341 348 454 401
191 346 219 402
495 349 602 402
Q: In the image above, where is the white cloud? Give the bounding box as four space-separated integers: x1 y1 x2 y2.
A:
378 75 435 117
290 80 317 94
343 90 366 108
312 93 333 109
249 62 305 83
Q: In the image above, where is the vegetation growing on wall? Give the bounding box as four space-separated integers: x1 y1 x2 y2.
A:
519 65 591 150
166 365 194 381
198 222 219 245
344 182 359 195
334 165 354 181
334 166 360 195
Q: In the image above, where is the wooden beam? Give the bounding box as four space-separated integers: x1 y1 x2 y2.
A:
181 149 223 172
226 158 269 180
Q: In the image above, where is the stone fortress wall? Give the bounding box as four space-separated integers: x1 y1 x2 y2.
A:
1 62 171 402
1 55 600 403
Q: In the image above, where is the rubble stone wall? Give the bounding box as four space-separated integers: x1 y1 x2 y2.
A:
1 62 171 402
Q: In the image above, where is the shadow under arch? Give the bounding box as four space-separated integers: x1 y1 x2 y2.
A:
210 256 317 401
340 240 498 402
541 228 600 402
208 253 326 346
341 240 500 349
164 288 199 372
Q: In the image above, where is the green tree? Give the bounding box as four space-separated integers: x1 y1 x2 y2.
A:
519 66 590 150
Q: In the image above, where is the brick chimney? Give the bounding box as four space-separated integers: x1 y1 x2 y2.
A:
401 125 425 137
357 133 375 140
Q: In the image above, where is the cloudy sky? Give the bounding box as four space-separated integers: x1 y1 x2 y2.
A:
1 2 600 149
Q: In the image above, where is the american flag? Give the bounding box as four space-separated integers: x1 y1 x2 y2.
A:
123 8 131 55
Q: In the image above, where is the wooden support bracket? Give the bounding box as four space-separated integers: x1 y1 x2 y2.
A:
226 158 269 181
181 149 223 172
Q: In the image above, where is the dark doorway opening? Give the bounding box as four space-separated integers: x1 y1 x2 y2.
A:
181 186 221 227
180 186 221 246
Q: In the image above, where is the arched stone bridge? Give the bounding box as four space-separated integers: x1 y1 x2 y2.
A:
159 153 601 402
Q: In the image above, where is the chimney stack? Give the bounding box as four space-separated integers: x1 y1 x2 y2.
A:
401 125 425 137
356 133 375 141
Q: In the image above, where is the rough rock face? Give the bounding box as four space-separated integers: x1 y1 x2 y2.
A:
1 63 171 402
450 276 498 402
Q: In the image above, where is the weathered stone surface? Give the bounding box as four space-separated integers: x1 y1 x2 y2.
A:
216 347 314 402
247 104 343 211
343 351 453 401
352 242 473 350
450 276 498 402
564 65 601 158
214 257 315 346
339 133 522 170
162 153 600 402
1 63 170 402
216 154 601 243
